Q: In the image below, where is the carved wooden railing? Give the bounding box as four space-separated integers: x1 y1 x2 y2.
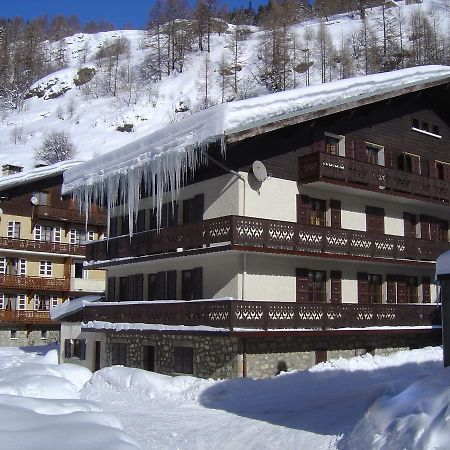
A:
0 274 70 291
33 205 107 226
86 215 450 262
0 310 56 325
298 152 450 203
0 237 85 256
77 300 440 330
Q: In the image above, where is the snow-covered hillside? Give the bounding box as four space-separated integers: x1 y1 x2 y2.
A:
0 0 448 172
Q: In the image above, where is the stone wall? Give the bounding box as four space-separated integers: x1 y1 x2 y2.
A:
98 329 440 379
0 327 59 347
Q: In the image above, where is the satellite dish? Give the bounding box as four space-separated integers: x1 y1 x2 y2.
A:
252 160 268 182
30 196 38 205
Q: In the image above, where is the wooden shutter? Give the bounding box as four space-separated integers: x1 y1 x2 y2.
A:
330 200 341 229
403 213 416 238
147 274 157 301
396 276 407 303
296 268 309 303
107 277 116 301
79 340 86 360
297 195 310 225
194 194 204 222
110 217 118 237
386 274 397 303
384 147 393 168
312 139 325 153
119 277 128 301
429 161 438 178
357 272 369 304
420 158 430 177
444 164 450 181
345 138 355 159
330 271 342 304
366 206 385 234
411 155 420 174
422 277 431 303
193 267 203 299
156 271 167 299
64 339 72 358
430 217 439 241
136 210 146 232
420 215 431 240
134 274 144 301
354 141 367 162
127 275 135 300
166 270 177 300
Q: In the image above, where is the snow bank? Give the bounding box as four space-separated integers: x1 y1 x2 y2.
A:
63 65 450 233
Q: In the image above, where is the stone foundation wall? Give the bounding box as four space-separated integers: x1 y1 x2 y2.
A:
0 328 60 347
99 329 440 379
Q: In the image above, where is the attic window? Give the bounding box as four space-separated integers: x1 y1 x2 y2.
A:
411 118 441 138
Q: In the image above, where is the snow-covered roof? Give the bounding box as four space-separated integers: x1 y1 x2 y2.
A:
0 159 83 192
436 250 450 278
50 295 103 321
62 66 450 233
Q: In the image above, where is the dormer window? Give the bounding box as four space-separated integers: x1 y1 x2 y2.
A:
411 117 441 138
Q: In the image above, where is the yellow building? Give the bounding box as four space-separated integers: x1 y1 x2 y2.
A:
0 162 106 346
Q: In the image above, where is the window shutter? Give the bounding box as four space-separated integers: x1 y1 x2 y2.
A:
384 147 393 168
444 164 450 181
110 217 118 237
357 272 369 304
330 271 342 304
403 213 416 238
345 138 355 159
430 217 439 241
64 339 72 358
366 206 385 234
422 277 431 303
296 268 309 303
396 276 407 303
420 158 430 177
330 200 341 229
312 139 325 153
147 274 157 300
411 155 420 174
107 277 116 301
136 210 146 232
166 270 177 300
193 267 203 299
386 275 397 303
420 215 431 240
354 141 367 162
156 271 167 299
161 204 168 228
297 195 310 225
194 194 204 222
119 277 128 301
429 161 438 179
134 274 144 301
79 340 86 360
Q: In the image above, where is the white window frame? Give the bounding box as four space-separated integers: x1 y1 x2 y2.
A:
34 295 50 311
17 294 26 310
18 259 26 276
0 257 5 275
39 260 52 277
34 224 42 241
7 221 21 239
51 297 58 308
325 132 346 157
53 227 61 243
0 294 4 310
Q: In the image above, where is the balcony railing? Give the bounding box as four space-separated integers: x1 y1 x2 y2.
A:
0 274 70 291
33 205 107 226
0 237 85 256
86 215 450 263
76 300 440 331
0 310 56 325
298 152 450 203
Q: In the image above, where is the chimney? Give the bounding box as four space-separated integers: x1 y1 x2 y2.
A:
2 164 23 176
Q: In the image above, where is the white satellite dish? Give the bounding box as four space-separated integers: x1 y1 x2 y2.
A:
30 196 38 205
252 160 268 182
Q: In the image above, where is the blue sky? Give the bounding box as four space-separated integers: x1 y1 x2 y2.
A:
0 0 273 29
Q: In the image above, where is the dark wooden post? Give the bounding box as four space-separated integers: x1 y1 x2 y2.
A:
437 251 450 367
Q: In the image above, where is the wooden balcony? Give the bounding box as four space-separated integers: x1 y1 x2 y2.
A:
298 152 450 203
33 205 106 227
0 237 85 256
74 300 440 331
0 310 56 325
86 215 450 263
0 274 70 291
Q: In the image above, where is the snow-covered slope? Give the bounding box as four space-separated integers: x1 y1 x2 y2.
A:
0 0 448 174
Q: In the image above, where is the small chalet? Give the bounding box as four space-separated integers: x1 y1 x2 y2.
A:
55 66 450 378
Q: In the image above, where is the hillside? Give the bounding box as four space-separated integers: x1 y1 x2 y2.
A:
0 0 448 172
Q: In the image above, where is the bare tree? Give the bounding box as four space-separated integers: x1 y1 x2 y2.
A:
34 131 77 164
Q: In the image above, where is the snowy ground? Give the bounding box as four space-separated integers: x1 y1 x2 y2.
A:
1 345 448 450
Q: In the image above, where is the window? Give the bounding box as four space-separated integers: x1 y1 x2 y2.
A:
406 277 418 303
404 213 418 239
74 261 85 279
70 229 94 245
307 270 326 303
34 295 50 311
34 225 61 243
308 198 326 227
181 268 202 300
367 274 382 304
412 118 420 129
51 297 58 308
17 294 26 310
411 117 441 138
7 221 21 239
32 191 49 206
39 261 52 276
2 258 26 276
173 346 193 374
422 122 429 132
64 339 86 359
398 153 413 172
0 258 5 274
41 330 48 340
439 220 448 242
182 194 204 225
0 294 4 310
10 330 17 339
432 125 440 136
325 135 340 155
111 343 127 365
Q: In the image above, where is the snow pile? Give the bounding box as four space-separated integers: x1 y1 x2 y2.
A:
63 65 450 232
0 346 140 450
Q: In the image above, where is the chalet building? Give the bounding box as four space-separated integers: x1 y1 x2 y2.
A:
57 66 450 378
0 162 106 346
